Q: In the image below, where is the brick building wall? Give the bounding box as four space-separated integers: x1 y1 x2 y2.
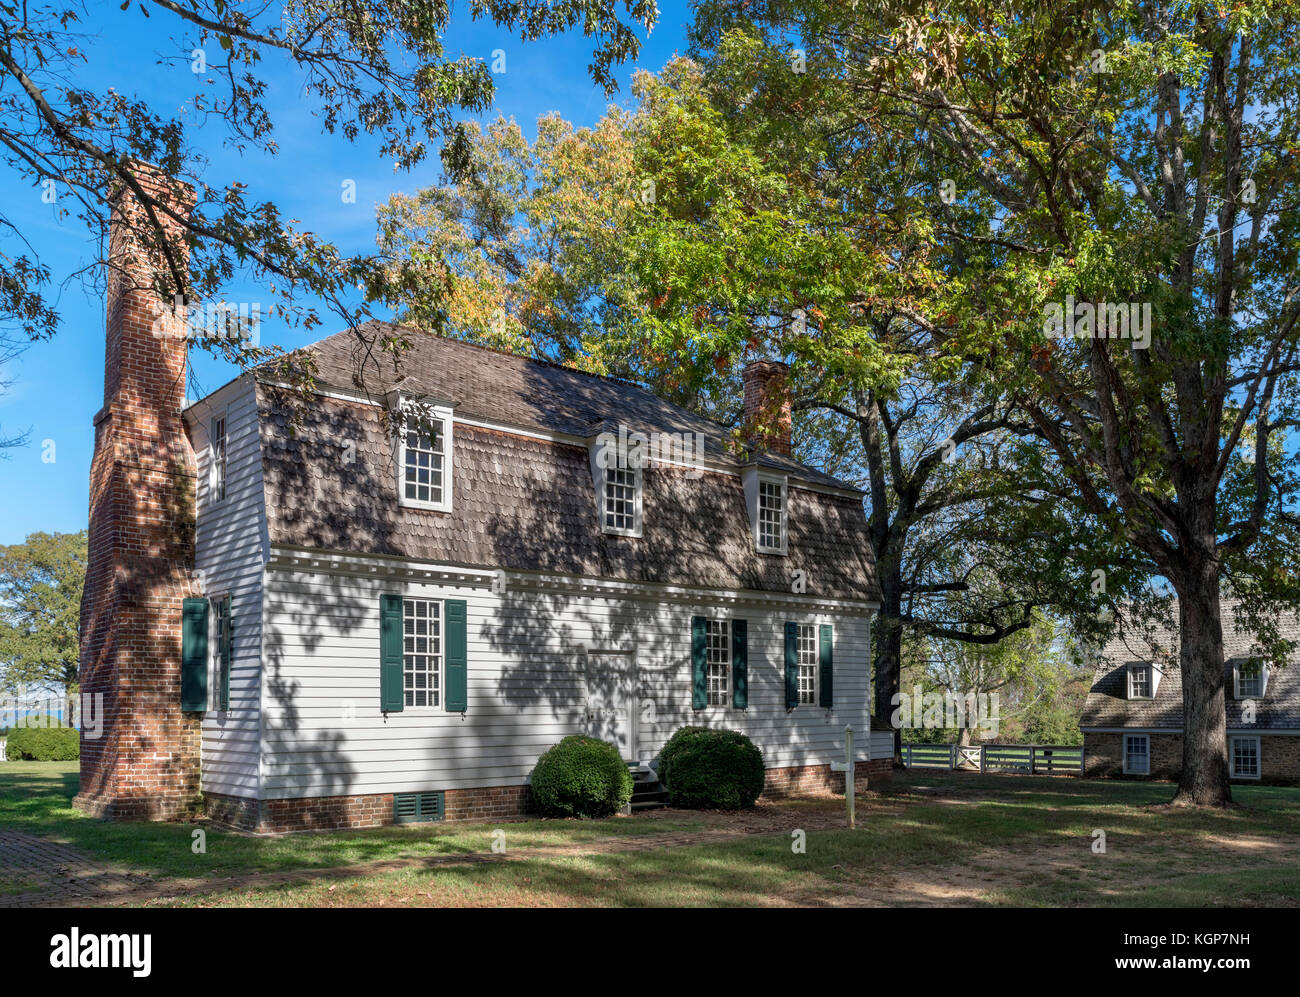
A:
1084 731 1300 785
73 165 203 821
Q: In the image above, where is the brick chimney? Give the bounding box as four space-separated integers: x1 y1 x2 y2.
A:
742 359 792 457
73 164 202 821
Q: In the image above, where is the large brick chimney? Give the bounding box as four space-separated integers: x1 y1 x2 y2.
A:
73 164 202 821
742 359 792 457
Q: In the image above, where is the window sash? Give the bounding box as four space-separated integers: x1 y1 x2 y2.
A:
211 417 227 501
603 465 638 532
757 480 785 550
402 598 442 708
705 619 730 707
210 594 231 711
1124 735 1150 774
1128 665 1152 698
796 623 817 705
402 419 447 507
1230 736 1260 778
1236 665 1263 698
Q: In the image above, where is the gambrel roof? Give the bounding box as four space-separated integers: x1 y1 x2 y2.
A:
1080 602 1300 729
250 321 881 603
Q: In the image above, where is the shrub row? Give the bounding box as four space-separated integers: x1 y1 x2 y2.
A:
6 726 79 761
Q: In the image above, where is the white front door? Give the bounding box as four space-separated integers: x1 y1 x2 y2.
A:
585 648 636 760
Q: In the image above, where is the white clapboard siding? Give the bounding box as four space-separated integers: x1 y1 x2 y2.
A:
189 377 266 799
260 564 872 799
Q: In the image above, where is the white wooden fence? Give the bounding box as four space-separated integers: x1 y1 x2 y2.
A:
900 743 1083 776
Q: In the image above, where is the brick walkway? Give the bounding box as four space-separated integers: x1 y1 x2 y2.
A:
0 829 157 908
5 802 855 908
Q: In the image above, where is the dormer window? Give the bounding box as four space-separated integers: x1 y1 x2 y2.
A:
393 399 454 513
742 467 788 555
588 429 644 537
1234 660 1267 699
758 480 786 551
1128 662 1153 699
602 464 641 533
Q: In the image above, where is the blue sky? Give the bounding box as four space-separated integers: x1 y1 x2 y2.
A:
0 3 695 545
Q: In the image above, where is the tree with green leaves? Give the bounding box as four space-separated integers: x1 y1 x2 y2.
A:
0 531 86 695
0 0 655 380
900 609 1080 747
374 110 642 368
611 55 1137 760
686 0 1300 804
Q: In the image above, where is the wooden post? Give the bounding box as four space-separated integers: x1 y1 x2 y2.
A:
845 725 855 829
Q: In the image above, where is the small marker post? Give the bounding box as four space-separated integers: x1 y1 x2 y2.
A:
845 725 855 829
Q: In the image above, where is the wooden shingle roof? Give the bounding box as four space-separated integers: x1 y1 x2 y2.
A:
252 323 881 602
1080 602 1300 729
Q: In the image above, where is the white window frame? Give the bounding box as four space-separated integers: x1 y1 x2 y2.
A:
209 592 231 713
1127 662 1153 699
209 414 227 503
742 467 789 555
1123 733 1150 775
796 622 818 706
1233 660 1267 699
588 433 644 537
705 619 731 708
1229 735 1261 780
396 404 454 513
402 597 444 710
600 462 643 537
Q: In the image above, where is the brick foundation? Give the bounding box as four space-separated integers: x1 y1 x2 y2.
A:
205 784 535 834
74 165 203 823
202 761 884 834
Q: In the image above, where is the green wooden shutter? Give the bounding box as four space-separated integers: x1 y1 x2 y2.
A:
379 594 404 713
445 599 467 712
180 597 209 711
784 621 799 709
819 623 834 708
732 619 748 709
220 595 233 712
691 616 707 709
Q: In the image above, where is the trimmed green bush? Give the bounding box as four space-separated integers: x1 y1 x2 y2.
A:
656 726 764 810
6 725 79 761
530 735 633 818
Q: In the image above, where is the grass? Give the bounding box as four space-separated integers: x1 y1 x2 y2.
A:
6 762 1300 907
0 762 708 883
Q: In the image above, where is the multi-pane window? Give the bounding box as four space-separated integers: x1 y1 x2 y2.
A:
1124 734 1150 774
1230 736 1260 779
1236 662 1264 699
796 623 818 705
402 419 446 506
706 620 731 707
1128 663 1152 698
603 465 638 533
210 416 227 501
758 480 785 551
210 593 231 711
402 599 441 708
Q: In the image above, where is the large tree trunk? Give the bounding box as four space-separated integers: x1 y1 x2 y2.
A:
872 567 904 764
1171 567 1232 807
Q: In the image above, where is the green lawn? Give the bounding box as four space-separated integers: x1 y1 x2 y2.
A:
5 761 1300 907
0 762 708 883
